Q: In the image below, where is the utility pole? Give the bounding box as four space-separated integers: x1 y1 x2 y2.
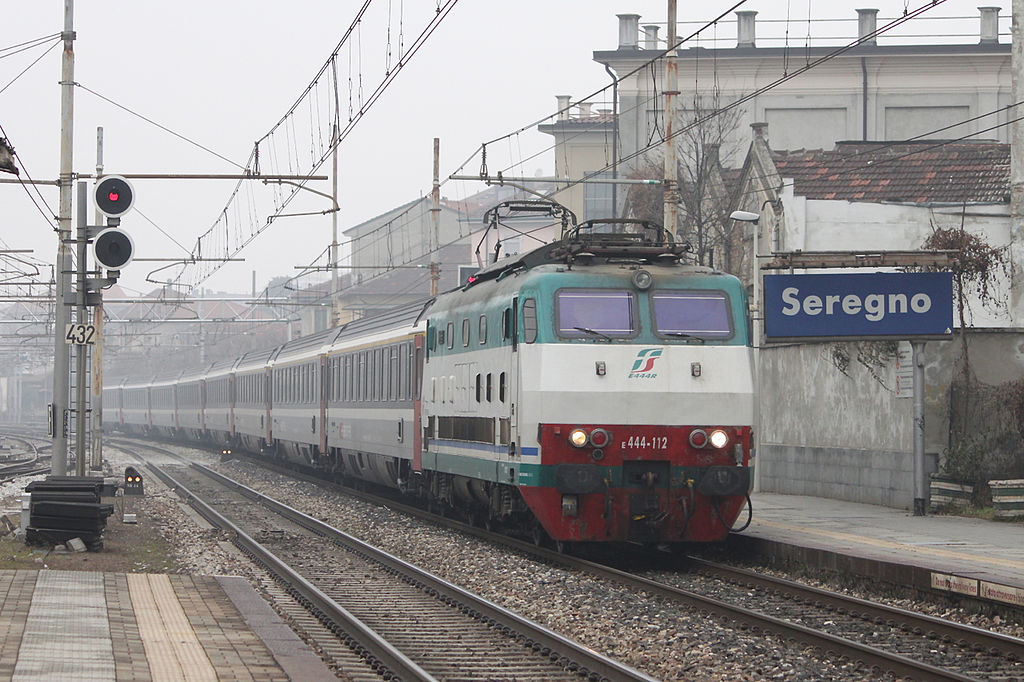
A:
1011 0 1024 315
330 122 340 325
430 138 441 297
51 0 75 476
663 0 679 239
91 127 104 470
74 182 88 476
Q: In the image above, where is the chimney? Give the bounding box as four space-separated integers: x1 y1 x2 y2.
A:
578 102 592 119
556 95 571 121
617 14 640 50
736 11 757 48
857 9 879 45
979 7 1000 44
643 24 660 50
751 121 768 141
706 143 720 169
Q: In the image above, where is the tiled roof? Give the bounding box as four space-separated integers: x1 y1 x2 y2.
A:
770 140 1009 205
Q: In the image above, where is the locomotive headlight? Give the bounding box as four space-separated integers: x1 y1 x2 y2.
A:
709 429 730 449
569 428 589 448
631 269 653 290
689 429 708 448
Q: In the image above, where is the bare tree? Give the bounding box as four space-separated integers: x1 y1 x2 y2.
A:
623 93 743 268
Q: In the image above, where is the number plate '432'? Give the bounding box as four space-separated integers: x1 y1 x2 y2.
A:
65 323 97 345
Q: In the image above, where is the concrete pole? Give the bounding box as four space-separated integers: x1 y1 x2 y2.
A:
51 0 75 476
663 0 679 239
430 138 441 296
330 122 339 325
91 127 104 470
75 181 88 477
1011 0 1024 317
912 340 927 516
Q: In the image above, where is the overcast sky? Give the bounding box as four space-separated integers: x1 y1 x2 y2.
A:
1 1 1011 295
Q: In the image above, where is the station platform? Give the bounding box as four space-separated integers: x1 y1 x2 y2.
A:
734 492 1024 608
0 569 335 681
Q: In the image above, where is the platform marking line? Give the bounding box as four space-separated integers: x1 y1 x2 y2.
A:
13 570 115 681
128 573 217 681
751 518 1024 571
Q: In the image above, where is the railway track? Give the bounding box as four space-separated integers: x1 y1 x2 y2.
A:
213 450 1024 681
0 432 50 481
123 442 654 682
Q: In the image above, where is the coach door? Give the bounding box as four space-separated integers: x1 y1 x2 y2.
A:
503 298 520 463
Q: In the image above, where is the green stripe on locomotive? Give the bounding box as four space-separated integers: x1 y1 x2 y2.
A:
425 264 750 354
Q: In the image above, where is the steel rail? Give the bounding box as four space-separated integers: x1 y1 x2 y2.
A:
686 556 1024 660
133 452 436 682
241 458 989 681
191 461 657 682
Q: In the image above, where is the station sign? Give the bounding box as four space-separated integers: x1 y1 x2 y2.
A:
763 272 954 340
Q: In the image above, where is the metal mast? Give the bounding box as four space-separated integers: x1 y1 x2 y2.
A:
662 0 679 239
51 0 75 475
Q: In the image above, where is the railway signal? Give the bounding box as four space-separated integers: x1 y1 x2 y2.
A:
92 175 136 274
124 467 144 496
94 175 134 218
92 227 135 270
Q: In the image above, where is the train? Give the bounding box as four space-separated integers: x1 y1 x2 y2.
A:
105 204 755 547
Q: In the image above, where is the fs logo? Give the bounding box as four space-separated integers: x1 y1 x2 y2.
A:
629 348 663 378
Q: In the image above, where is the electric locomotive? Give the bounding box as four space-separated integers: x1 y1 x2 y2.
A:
105 206 754 546
420 215 754 545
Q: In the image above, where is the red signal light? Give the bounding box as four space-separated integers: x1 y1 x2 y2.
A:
589 428 610 448
108 192 119 201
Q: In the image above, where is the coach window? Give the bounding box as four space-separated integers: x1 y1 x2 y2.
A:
502 308 511 340
390 347 400 400
377 348 385 401
400 343 409 400
479 315 487 344
345 355 352 402
462 318 470 347
499 371 507 402
358 352 365 401
522 298 538 343
446 321 454 349
414 345 423 399
475 373 482 402
486 373 493 402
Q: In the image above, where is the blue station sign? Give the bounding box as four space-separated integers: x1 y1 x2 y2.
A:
763 272 954 340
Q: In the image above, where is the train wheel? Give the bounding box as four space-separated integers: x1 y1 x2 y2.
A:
530 523 547 548
555 540 568 554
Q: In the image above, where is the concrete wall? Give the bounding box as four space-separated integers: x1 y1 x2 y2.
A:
758 331 1024 508
753 196 1022 508
759 342 916 507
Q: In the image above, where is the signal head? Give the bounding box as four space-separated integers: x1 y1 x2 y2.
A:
93 227 134 270
95 175 135 217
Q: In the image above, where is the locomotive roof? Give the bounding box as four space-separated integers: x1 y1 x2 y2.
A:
465 221 694 289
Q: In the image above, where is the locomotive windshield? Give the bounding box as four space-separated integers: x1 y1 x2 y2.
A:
556 289 637 338
652 290 733 339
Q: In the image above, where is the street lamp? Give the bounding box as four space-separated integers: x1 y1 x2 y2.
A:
729 210 761 340
730 209 761 493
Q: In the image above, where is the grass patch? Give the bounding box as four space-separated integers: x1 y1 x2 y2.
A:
0 515 183 573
